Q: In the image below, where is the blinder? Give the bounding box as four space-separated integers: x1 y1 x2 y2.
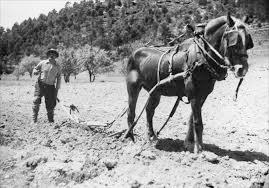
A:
225 30 239 47
246 34 254 50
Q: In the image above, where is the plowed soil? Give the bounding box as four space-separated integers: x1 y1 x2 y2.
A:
1 52 269 187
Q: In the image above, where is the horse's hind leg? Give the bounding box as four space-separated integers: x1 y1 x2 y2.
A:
146 95 161 141
184 112 194 149
126 70 141 140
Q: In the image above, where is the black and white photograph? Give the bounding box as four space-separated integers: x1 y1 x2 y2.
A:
0 0 268 187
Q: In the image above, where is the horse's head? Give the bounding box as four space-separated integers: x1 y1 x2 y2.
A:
205 13 254 78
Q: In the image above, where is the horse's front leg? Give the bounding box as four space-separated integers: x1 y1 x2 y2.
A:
185 96 207 152
184 112 194 150
190 97 203 153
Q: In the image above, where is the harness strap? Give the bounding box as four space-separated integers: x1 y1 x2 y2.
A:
193 38 226 69
157 49 170 83
168 45 180 75
157 45 181 83
198 35 226 63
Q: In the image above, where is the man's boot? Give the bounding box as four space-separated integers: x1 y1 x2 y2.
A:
47 110 54 123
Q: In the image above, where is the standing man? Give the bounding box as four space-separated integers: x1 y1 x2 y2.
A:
32 48 61 123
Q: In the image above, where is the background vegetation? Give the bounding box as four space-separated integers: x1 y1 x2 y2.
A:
0 0 268 81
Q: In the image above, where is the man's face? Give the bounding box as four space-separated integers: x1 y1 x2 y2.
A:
48 52 57 59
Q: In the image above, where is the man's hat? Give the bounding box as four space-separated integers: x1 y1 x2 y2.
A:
46 48 59 58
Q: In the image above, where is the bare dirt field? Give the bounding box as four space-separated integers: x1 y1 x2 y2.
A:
1 47 269 187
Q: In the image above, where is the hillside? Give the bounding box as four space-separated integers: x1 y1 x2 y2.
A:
0 0 268 70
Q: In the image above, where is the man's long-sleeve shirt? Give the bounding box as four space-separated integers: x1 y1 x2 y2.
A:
33 59 61 90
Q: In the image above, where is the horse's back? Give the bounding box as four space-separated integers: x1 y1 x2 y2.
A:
128 47 166 72
133 46 165 58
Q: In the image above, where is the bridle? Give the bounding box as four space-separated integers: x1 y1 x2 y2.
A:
221 25 249 60
191 24 248 80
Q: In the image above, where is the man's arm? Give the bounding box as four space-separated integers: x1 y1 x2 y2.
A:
55 68 62 93
33 61 43 75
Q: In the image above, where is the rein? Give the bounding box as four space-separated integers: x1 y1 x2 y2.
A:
187 24 242 72
192 37 228 80
193 32 233 70
193 38 225 69
190 25 244 81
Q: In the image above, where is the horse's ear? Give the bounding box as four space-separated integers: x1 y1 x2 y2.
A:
227 12 235 27
242 15 249 24
242 15 253 24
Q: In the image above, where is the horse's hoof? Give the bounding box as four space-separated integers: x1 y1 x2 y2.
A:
193 144 203 154
184 140 194 152
150 137 158 145
129 134 135 142
123 132 135 142
148 133 158 142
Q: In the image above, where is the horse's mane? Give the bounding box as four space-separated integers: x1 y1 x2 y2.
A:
204 16 227 37
204 16 248 37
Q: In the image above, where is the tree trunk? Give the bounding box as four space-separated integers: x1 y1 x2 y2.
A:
87 69 95 82
64 73 70 83
92 74 95 82
89 71 93 82
16 74 20 81
85 62 95 82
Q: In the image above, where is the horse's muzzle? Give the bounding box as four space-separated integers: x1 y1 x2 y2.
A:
233 63 248 78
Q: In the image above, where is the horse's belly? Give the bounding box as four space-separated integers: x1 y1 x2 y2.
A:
144 80 186 97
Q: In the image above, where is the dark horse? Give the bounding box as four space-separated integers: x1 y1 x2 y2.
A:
125 13 254 153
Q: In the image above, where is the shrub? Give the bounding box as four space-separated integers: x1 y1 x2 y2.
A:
75 45 114 82
14 55 40 80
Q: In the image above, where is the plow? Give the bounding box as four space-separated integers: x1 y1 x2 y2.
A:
56 97 128 135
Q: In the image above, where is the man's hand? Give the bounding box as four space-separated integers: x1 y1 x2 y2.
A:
55 89 58 99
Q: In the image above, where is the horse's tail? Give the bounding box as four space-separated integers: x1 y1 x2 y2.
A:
126 55 140 83
126 55 136 73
